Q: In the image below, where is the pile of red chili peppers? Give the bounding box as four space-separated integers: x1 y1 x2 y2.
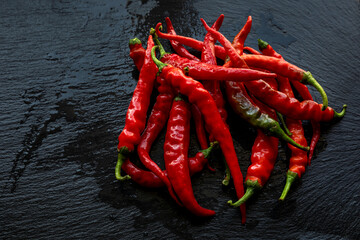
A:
115 15 346 223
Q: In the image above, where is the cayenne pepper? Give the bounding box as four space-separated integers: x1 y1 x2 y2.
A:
151 46 246 223
165 17 200 61
116 35 158 180
129 38 146 71
164 95 215 216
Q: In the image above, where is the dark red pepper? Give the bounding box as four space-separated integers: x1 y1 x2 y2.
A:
129 38 145 71
116 35 158 180
164 95 215 216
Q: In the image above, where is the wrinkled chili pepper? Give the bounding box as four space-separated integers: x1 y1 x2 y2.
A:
129 38 146 71
201 17 308 151
115 35 158 180
151 46 246 223
165 17 200 61
164 95 215 216
136 76 182 205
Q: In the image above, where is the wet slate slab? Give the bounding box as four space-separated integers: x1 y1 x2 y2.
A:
1 0 359 239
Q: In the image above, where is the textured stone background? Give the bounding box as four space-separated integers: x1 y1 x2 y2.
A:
1 0 359 239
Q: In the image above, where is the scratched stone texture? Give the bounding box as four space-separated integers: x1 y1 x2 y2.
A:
0 0 359 239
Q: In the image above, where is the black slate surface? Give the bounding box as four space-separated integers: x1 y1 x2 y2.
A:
1 0 359 239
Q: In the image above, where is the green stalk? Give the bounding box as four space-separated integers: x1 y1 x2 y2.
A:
279 170 298 200
115 147 131 181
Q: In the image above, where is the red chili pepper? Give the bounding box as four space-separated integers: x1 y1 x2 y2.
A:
136 77 182 205
278 78 309 201
155 22 227 60
258 39 320 164
151 47 246 223
129 38 146 71
115 35 158 180
165 17 200 61
201 14 228 140
256 39 312 200
164 95 215 216
245 79 346 122
230 16 252 56
240 54 329 109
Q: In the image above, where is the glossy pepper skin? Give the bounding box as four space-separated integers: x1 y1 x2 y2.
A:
201 14 228 139
240 54 329 109
164 95 215 217
136 77 182 205
211 16 279 207
116 35 158 180
202 17 308 151
151 47 246 223
165 17 200 61
258 39 320 165
129 38 146 71
245 80 346 122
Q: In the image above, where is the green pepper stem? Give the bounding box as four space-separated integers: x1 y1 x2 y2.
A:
301 71 328 111
269 124 309 151
115 152 131 181
150 27 169 59
276 111 292 136
200 141 218 159
257 39 269 50
222 158 231 186
333 104 347 118
151 46 168 72
228 186 255 207
279 170 298 200
129 38 142 46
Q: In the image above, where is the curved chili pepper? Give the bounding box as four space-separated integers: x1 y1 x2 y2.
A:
165 17 200 61
121 143 218 188
201 14 228 140
129 38 146 71
241 54 329 110
136 77 182 205
164 95 215 217
155 22 227 60
151 46 246 223
258 38 320 164
245 80 346 122
115 35 158 180
229 130 279 207
278 78 309 201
